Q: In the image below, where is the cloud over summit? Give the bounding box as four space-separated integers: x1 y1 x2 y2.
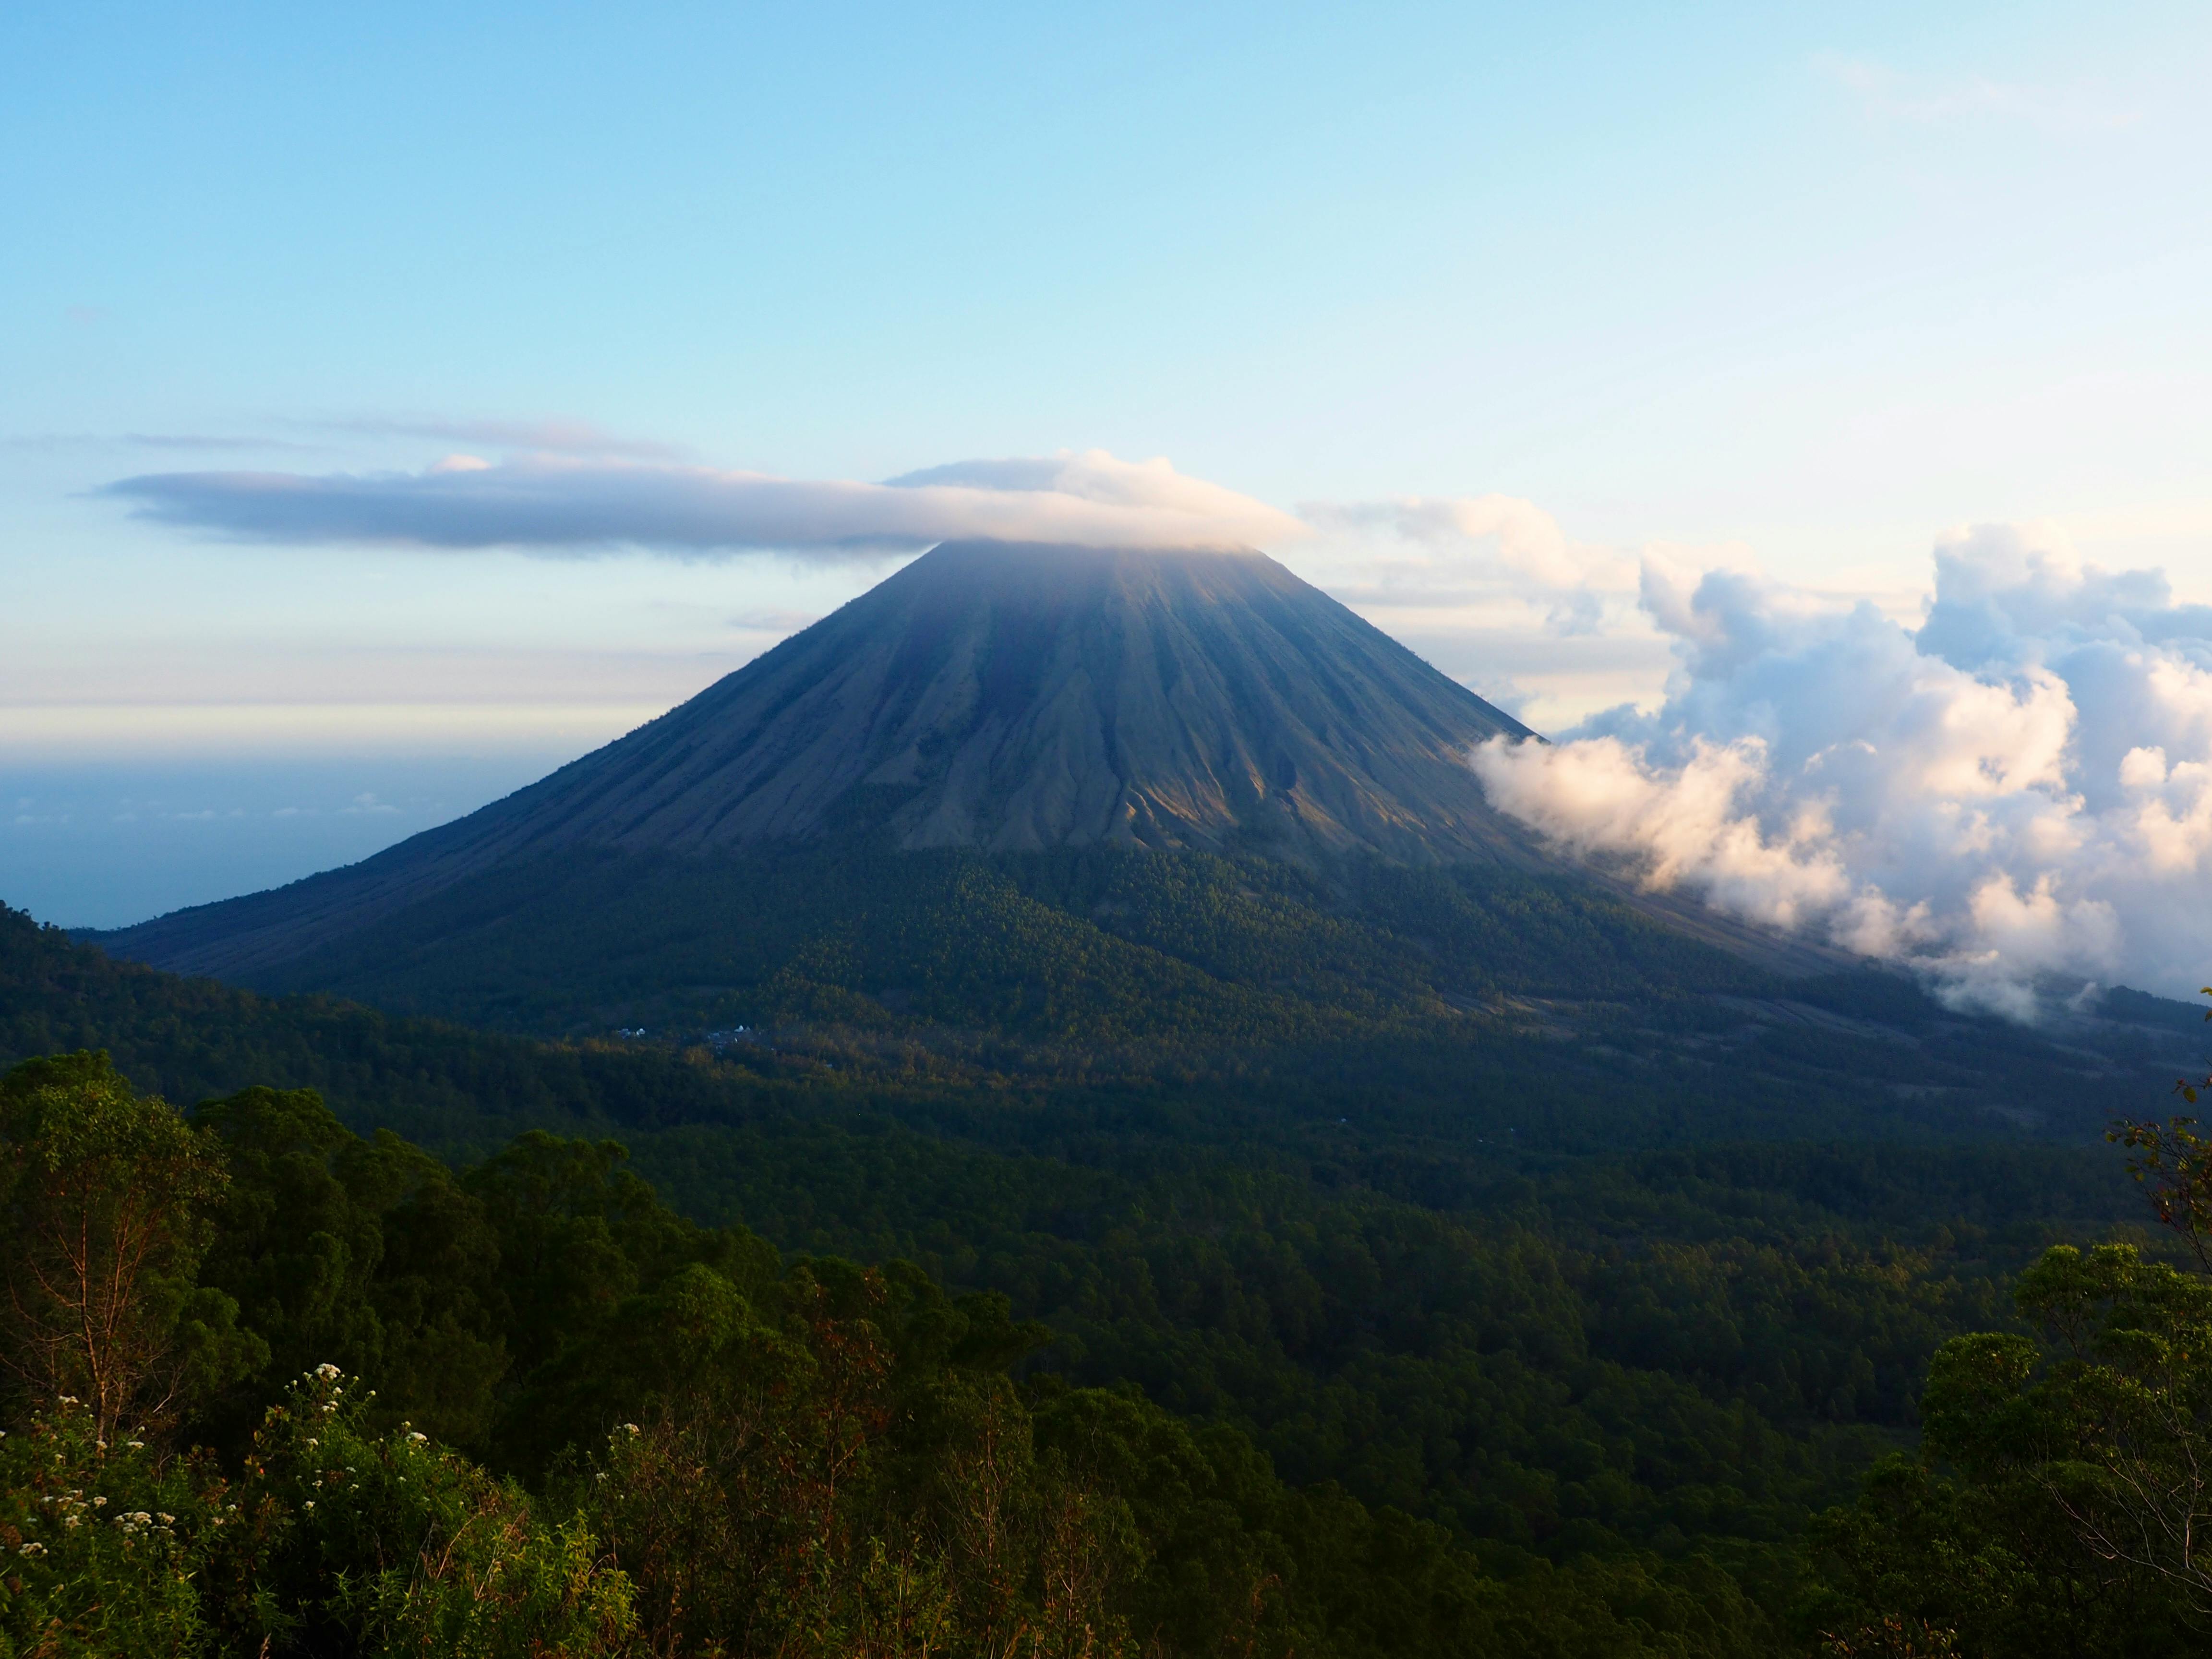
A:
94 422 2212 1010
102 447 1305 557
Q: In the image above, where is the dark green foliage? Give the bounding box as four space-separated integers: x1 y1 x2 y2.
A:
217 1370 636 1658
818 1167 1963 1552
6 898 2172 1178
204 842 1775 1043
1800 1247 2212 1655
191 1083 508 1452
1 900 843 1156
0 1058 1817 1654
0 1400 224 1658
0 1381 637 1659
1801 1106 2212 1653
14 878 2212 1650
1029 1381 1775 1658
141 1081 2119 1647
0 1052 260 1442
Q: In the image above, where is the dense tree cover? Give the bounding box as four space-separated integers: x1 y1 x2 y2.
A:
1798 1115 2212 1654
16 892 2212 1648
2 902 889 1156
621 1113 2129 1596
169 842 1779 1044
6 1043 2211 1651
6 902 2166 1166
0 1053 256 1443
3 1053 1799 1656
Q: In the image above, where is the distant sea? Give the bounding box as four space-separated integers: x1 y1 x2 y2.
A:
0 755 568 929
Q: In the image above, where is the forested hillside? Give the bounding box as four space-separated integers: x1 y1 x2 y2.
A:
31 890 2193 1157
98 842 1795 1042
7 1046 2212 1654
10 901 2212 1649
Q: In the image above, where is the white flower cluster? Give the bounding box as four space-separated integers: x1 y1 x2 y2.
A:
42 1490 96 1530
111 1509 175 1541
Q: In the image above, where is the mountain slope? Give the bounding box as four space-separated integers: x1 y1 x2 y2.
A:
223 843 1785 1040
99 540 1544 981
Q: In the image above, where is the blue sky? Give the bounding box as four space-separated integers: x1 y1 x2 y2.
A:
5 1 2211 947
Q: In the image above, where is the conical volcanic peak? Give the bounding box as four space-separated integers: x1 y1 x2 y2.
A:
553 539 1538 862
96 540 1544 977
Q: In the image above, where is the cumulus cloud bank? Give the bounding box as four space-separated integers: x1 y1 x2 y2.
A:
1472 523 2212 1014
102 446 1304 556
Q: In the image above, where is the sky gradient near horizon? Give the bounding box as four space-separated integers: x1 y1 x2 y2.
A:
6 1 2212 1002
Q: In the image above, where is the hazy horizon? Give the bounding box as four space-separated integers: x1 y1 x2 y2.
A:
7 0 2211 1005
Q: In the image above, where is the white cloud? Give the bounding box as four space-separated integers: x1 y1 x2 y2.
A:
102 447 1306 557
1471 521 2212 1012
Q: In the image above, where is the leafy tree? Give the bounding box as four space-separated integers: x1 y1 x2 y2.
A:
190 1083 507 1453
2112 1106 2212 1271
567 1257 1134 1657
2005 1244 2212 1611
1802 1435 2159 1657
1803 1096 2212 1653
0 1052 258 1442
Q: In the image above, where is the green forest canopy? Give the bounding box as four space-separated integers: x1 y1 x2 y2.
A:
6 1052 2212 1655
10 898 2212 1652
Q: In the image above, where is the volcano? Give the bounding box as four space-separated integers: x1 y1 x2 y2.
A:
100 541 1559 982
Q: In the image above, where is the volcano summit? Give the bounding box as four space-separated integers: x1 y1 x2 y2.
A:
100 541 1550 974
91 538 1842 1040
508 538 1545 862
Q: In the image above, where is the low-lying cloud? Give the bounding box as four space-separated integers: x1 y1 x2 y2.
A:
1472 522 2212 1014
102 447 1305 556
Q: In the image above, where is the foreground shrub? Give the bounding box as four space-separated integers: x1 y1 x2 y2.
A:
0 1398 219 1659
216 1366 634 1659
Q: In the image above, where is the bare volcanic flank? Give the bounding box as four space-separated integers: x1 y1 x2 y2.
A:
100 541 1544 977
